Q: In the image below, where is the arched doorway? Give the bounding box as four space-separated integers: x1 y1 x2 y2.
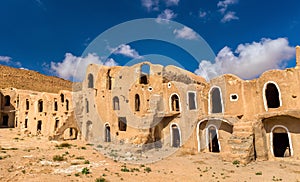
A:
207 125 220 153
171 124 180 148
154 125 162 148
63 128 78 140
210 87 223 113
104 124 111 142
37 120 42 135
197 119 233 153
272 126 291 157
264 82 281 109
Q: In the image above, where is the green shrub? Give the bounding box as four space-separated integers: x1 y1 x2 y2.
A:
144 167 151 173
255 171 262 175
232 160 240 165
95 177 106 182
53 155 65 161
75 156 85 160
84 160 90 164
82 167 90 175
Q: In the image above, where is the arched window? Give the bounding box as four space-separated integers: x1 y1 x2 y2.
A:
54 119 59 131
66 99 69 111
135 94 140 111
60 94 64 103
210 87 223 113
107 69 112 90
264 82 281 109
170 94 180 111
85 99 89 113
113 96 120 110
88 73 94 88
37 120 42 131
54 99 58 111
140 64 150 84
105 123 111 142
38 100 43 112
24 119 28 128
4 95 10 106
26 99 30 110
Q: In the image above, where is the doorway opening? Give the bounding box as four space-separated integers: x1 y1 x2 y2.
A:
208 125 220 153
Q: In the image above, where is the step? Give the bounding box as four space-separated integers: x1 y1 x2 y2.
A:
232 132 253 138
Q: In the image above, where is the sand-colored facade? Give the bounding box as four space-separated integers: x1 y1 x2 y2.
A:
0 88 78 140
76 46 300 163
1 46 300 164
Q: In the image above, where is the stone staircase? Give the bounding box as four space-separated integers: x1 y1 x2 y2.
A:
222 122 255 164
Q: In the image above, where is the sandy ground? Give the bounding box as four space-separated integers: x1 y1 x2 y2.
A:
1 129 300 182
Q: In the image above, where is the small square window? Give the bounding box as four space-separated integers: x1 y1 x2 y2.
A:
230 94 238 101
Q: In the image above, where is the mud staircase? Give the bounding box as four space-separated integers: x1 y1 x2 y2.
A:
223 122 255 164
50 111 80 141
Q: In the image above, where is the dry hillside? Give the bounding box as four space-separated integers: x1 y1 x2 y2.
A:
0 65 73 93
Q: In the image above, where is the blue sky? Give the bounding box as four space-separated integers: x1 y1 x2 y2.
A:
0 0 299 81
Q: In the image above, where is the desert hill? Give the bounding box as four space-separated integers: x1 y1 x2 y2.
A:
0 65 73 93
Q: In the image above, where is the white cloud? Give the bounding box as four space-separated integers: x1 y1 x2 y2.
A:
164 0 179 6
217 0 238 14
195 38 295 80
0 55 22 67
173 26 199 40
141 0 159 11
110 44 143 59
0 56 12 63
50 53 117 81
156 9 177 23
221 11 239 23
199 11 207 18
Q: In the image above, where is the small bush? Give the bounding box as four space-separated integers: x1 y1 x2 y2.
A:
82 167 90 175
95 177 106 182
144 167 152 173
81 147 87 150
59 143 72 148
97 145 103 148
86 143 94 146
75 156 85 160
255 171 262 175
130 168 140 172
84 160 90 164
232 160 240 165
53 155 65 161
121 166 130 172
75 173 80 177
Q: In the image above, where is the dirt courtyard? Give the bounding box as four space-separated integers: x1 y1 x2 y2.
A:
0 129 300 182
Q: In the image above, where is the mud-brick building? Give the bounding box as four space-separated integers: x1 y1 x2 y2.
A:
77 46 300 163
0 88 79 140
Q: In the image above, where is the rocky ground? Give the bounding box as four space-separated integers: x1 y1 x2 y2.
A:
1 128 300 182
